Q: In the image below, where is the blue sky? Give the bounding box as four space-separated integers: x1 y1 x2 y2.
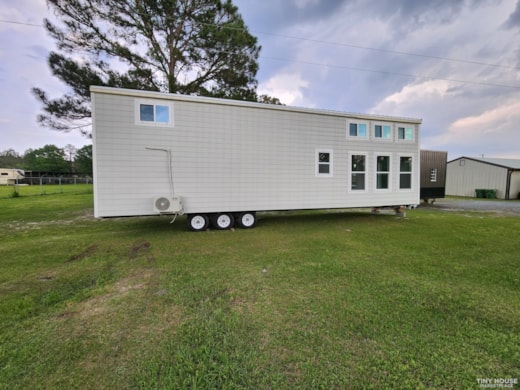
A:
1 0 520 159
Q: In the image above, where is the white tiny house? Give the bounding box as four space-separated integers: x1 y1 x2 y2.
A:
91 86 421 230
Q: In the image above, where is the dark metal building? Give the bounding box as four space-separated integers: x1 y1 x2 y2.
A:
420 150 447 202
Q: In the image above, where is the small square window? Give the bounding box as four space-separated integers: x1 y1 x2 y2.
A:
136 100 174 126
316 150 333 177
398 126 413 140
140 104 155 122
374 124 391 139
155 105 169 123
348 122 367 138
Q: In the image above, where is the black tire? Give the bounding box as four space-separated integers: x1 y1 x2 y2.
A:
237 211 256 229
211 213 234 230
188 214 209 232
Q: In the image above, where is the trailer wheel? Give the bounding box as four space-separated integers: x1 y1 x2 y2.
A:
212 213 234 230
237 212 256 229
188 214 209 232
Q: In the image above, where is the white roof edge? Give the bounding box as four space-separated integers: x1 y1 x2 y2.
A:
89 85 422 124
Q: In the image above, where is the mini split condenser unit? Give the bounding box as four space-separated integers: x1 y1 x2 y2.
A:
153 196 183 214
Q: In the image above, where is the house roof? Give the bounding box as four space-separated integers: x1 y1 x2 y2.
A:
448 156 520 170
90 86 423 125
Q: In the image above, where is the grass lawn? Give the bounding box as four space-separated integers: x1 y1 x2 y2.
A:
0 193 519 389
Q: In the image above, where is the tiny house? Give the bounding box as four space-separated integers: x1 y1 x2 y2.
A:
420 150 447 203
91 86 422 230
0 168 25 185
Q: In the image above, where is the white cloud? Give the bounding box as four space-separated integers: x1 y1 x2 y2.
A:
372 79 451 113
430 100 520 157
258 71 310 106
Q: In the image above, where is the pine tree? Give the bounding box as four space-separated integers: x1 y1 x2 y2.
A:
33 0 263 134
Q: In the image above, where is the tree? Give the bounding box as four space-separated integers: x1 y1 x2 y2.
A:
74 145 93 175
33 0 267 134
24 145 69 174
0 149 24 168
63 144 77 173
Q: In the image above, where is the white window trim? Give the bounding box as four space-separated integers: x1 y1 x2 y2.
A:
315 149 333 177
348 151 368 193
372 122 393 141
135 99 175 127
375 154 392 192
346 120 369 140
395 124 415 142
398 154 414 192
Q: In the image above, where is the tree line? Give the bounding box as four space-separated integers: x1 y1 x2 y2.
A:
0 145 92 176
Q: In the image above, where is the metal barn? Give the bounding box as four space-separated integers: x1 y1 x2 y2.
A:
446 157 520 200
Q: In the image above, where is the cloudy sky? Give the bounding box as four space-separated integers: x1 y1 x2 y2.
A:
1 0 520 159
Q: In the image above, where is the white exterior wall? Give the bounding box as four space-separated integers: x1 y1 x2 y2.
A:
92 87 421 217
446 159 508 198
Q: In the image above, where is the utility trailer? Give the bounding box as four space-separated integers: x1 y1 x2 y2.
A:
420 150 447 203
91 86 422 231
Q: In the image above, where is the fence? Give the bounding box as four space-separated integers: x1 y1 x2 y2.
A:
0 176 93 198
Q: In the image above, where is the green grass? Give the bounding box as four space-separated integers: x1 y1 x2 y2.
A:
0 194 519 389
0 183 93 198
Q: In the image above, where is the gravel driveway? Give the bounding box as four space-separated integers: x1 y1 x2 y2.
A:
421 198 520 216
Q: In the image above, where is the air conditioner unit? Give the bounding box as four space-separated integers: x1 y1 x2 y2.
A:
153 196 183 214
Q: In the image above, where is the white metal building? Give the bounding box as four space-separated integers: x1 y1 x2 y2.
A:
91 86 422 230
446 157 520 200
0 168 24 185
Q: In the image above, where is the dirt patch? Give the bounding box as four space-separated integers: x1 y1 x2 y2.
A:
67 244 99 263
129 242 151 258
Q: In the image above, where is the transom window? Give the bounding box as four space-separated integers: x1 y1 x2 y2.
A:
135 99 174 126
400 156 412 189
316 150 333 177
350 154 366 191
374 124 391 139
397 126 414 141
348 122 367 138
376 155 390 189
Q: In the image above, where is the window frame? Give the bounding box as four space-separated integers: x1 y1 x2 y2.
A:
398 154 414 191
347 120 369 140
348 152 368 192
315 149 333 177
375 154 392 191
135 99 174 127
373 122 393 141
396 124 414 142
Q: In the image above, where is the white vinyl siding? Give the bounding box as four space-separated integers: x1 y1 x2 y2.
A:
92 86 421 217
